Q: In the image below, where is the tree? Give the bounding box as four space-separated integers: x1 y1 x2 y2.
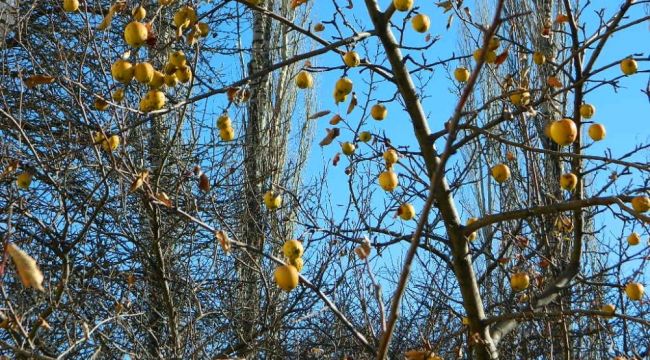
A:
1 0 649 359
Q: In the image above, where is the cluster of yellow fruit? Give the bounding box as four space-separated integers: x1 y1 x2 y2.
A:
378 149 399 192
93 132 121 152
546 115 606 146
263 190 282 210
333 77 353 104
391 0 431 33
274 240 304 291
472 37 501 64
216 114 235 141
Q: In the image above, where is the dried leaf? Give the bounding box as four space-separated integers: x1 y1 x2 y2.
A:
1 160 20 179
319 128 340 147
446 13 454 29
308 110 330 119
346 93 357 114
97 4 119 31
6 243 44 291
555 14 570 24
24 75 55 88
494 47 509 67
199 173 210 192
154 192 172 207
37 317 51 331
215 230 231 253
463 6 472 22
290 0 307 9
329 114 343 125
332 153 341 166
547 76 562 88
436 1 453 12
129 171 149 193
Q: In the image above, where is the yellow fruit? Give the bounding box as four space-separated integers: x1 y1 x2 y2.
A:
620 58 638 75
101 135 120 152
111 59 134 84
63 0 79 12
335 77 353 96
159 0 174 5
94 98 109 111
124 21 148 47
164 74 178 87
560 173 577 191
509 89 530 106
289 257 304 272
454 67 470 82
139 97 152 112
588 123 606 141
378 171 399 192
397 203 415 220
343 51 361 67
491 163 511 183
370 104 387 120
16 172 33 189
145 89 166 110
383 149 399 166
341 142 356 156
625 282 644 301
217 114 232 130
473 49 497 63
549 118 577 146
282 240 304 260
175 65 192 83
627 232 641 246
169 51 186 67
197 22 209 37
174 6 197 28
510 272 530 292
466 217 478 241
411 14 430 33
149 71 165 89
579 104 595 119
532 51 546 65
132 6 146 21
359 131 372 142
295 71 313 89
631 196 650 213
600 304 615 319
462 317 469 325
112 88 125 102
263 190 282 210
220 127 235 141
134 62 154 84
487 36 500 51
392 0 413 11
274 265 299 291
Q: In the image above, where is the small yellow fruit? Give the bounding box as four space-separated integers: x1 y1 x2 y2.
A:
282 240 304 260
371 104 387 120
124 21 148 48
487 36 500 51
263 190 282 210
134 62 154 84
560 173 578 191
491 163 511 183
579 104 595 119
164 73 178 87
111 59 134 84
16 172 33 189
145 89 166 110
274 265 299 291
599 304 615 319
63 0 79 12
549 118 577 146
343 51 361 67
411 14 430 33
217 114 232 130
335 77 353 96
510 272 530 292
173 6 197 28
295 71 313 89
625 282 644 301
383 149 399 166
393 0 413 12
112 88 125 102
509 89 530 106
101 135 120 152
341 142 356 156
378 171 399 192
175 65 192 83
132 6 146 21
454 67 470 82
289 257 304 272
94 98 109 111
466 217 478 241
473 49 497 64
630 196 650 213
588 123 606 141
533 51 546 65
359 131 372 142
219 127 235 141
620 58 638 75
149 71 165 89
627 232 641 246
397 203 415 220
169 51 186 67
197 22 209 37
139 97 152 112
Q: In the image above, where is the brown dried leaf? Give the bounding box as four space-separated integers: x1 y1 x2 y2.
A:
555 14 570 24
24 75 55 88
329 114 343 125
155 192 172 207
129 171 149 193
547 76 562 88
319 128 340 147
6 243 44 291
332 153 341 166
308 110 331 119
199 173 210 192
97 4 118 31
346 93 357 115
436 0 453 12
446 13 454 29
494 47 509 67
215 230 231 253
